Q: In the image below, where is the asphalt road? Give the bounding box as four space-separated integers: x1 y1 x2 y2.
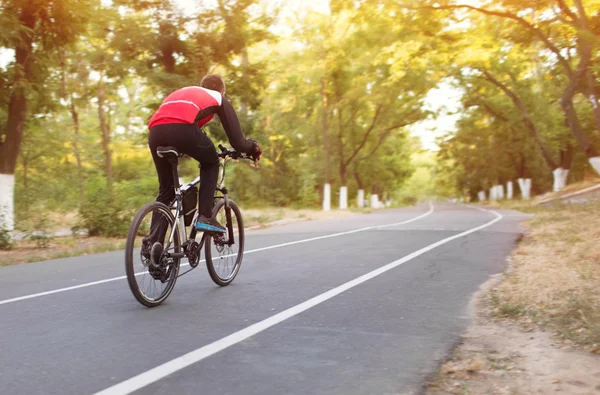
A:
0 202 527 395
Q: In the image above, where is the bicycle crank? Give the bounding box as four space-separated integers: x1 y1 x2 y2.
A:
188 241 201 268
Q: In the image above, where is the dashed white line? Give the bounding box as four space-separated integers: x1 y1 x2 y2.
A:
0 204 434 307
93 206 503 395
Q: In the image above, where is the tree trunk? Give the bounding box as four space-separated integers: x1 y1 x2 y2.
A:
518 178 532 200
337 107 347 186
518 152 527 178
0 174 15 231
240 46 249 119
22 156 29 215
159 22 176 74
353 168 364 190
559 2 600 168
506 181 514 199
22 157 28 190
97 70 113 193
0 3 36 174
0 3 36 234
585 70 600 133
561 90 599 157
339 166 347 188
339 186 348 210
482 70 558 170
70 96 85 201
322 183 331 212
320 77 331 184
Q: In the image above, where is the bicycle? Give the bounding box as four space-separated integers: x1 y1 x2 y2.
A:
125 144 251 307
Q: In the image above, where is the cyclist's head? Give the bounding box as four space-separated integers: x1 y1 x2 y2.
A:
201 74 226 96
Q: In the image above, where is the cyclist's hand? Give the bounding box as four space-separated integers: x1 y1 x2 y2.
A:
248 139 262 167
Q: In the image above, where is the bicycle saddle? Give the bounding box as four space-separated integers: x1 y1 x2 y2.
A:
156 146 183 158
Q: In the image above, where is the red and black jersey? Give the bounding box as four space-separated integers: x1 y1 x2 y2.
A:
148 86 221 128
148 86 253 154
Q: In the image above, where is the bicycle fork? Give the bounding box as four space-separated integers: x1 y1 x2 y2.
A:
218 186 235 246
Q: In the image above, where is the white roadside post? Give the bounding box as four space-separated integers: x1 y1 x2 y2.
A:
323 183 331 212
559 168 569 190
339 186 348 210
370 194 379 209
507 181 513 200
524 178 532 200
478 191 486 201
518 178 524 200
497 184 504 200
0 174 15 233
590 157 600 175
518 178 532 200
552 168 562 192
357 189 365 208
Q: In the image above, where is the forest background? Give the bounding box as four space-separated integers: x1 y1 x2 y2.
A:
1 0 599 239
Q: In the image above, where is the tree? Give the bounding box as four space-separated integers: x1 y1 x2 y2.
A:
0 0 93 232
399 0 600 174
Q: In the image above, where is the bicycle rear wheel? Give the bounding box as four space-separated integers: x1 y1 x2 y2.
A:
204 199 245 286
125 201 181 307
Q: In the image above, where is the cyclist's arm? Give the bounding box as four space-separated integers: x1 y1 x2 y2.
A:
217 97 254 154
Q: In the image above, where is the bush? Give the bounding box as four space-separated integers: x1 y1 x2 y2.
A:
0 228 12 250
19 213 54 248
79 195 132 237
77 176 136 237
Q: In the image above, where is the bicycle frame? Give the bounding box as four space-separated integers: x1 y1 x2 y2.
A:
163 157 233 258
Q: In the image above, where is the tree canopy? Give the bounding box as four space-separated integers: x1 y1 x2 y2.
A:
1 0 599 234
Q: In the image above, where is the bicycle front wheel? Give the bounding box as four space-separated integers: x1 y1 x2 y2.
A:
204 199 245 286
125 201 181 307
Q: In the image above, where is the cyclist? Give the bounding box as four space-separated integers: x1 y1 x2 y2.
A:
147 74 262 238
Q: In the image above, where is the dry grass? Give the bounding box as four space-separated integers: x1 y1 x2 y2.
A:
1 207 359 266
243 207 357 229
490 201 600 350
427 202 600 394
0 236 126 266
440 357 485 377
535 177 600 202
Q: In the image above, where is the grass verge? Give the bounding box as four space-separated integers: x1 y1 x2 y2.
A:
489 200 600 351
427 201 600 394
0 237 126 266
0 207 359 266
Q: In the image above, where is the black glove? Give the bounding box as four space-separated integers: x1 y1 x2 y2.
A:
248 139 262 162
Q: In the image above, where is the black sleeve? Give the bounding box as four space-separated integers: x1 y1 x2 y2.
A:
217 97 254 154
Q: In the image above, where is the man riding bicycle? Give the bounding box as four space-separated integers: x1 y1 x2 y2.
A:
148 74 262 236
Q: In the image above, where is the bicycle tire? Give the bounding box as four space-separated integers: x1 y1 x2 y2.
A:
125 201 181 307
204 199 245 286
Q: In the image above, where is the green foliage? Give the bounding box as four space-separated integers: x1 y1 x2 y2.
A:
0 226 12 250
6 0 600 230
30 234 52 249
77 176 136 237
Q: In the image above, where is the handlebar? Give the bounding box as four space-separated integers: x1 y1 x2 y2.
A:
218 144 250 160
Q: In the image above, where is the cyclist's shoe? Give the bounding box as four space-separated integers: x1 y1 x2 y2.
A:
195 216 226 233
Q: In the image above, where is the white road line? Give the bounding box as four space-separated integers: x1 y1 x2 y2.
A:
93 207 502 395
0 204 435 307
